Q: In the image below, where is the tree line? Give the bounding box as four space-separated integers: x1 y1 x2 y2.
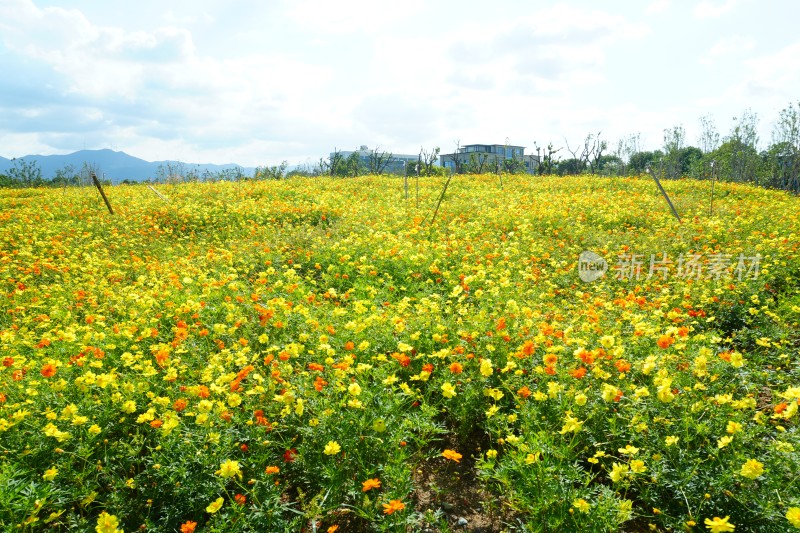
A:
544 101 800 194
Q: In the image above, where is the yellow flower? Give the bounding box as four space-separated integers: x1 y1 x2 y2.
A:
206 497 224 514
574 392 587 406
215 459 242 479
348 382 362 396
786 507 800 529
665 435 679 446
717 435 733 448
726 421 742 434
704 515 735 532
485 449 498 459
324 441 341 455
121 400 137 414
609 462 629 483
95 511 122 533
739 459 764 479
227 393 242 407
559 413 583 434
42 467 58 481
524 452 541 464
599 335 615 348
441 382 457 398
601 383 619 402
618 444 639 456
480 358 493 377
630 459 647 474
573 498 591 513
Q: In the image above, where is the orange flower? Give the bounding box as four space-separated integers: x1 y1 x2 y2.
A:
614 360 631 373
327 526 339 533
150 419 163 428
656 335 674 349
180 520 197 533
362 478 381 492
391 353 411 367
442 449 462 462
344 341 355 351
449 362 463 374
234 493 246 505
569 367 587 379
517 386 532 399
521 340 536 356
382 499 405 515
314 376 328 392
265 466 280 474
40 364 57 378
543 353 558 366
308 363 324 371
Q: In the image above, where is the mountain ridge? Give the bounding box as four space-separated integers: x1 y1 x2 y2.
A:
0 149 256 184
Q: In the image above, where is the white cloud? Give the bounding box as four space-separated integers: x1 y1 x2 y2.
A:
693 0 737 19
646 0 671 14
283 0 426 35
700 35 755 64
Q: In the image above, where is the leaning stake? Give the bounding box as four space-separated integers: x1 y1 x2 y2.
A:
147 184 170 203
91 172 114 215
647 168 680 223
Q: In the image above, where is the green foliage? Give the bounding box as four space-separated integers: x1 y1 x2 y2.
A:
7 158 43 187
255 161 289 180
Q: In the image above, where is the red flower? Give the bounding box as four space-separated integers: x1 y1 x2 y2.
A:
283 448 298 462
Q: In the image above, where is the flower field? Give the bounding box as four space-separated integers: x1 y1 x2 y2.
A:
1 174 799 532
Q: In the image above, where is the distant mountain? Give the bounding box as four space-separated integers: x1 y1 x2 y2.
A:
0 149 255 184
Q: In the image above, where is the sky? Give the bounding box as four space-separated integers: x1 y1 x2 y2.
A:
1 0 799 167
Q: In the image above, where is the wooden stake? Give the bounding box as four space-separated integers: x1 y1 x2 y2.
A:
709 160 717 217
647 168 680 223
91 173 114 215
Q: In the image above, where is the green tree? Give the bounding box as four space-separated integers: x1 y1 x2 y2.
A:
534 142 561 175
661 125 686 179
557 158 585 175
678 146 703 177
597 154 623 175
628 150 663 174
254 161 289 180
767 101 800 192
343 151 363 177
8 158 43 187
367 147 393 175
51 164 79 187
708 109 764 184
